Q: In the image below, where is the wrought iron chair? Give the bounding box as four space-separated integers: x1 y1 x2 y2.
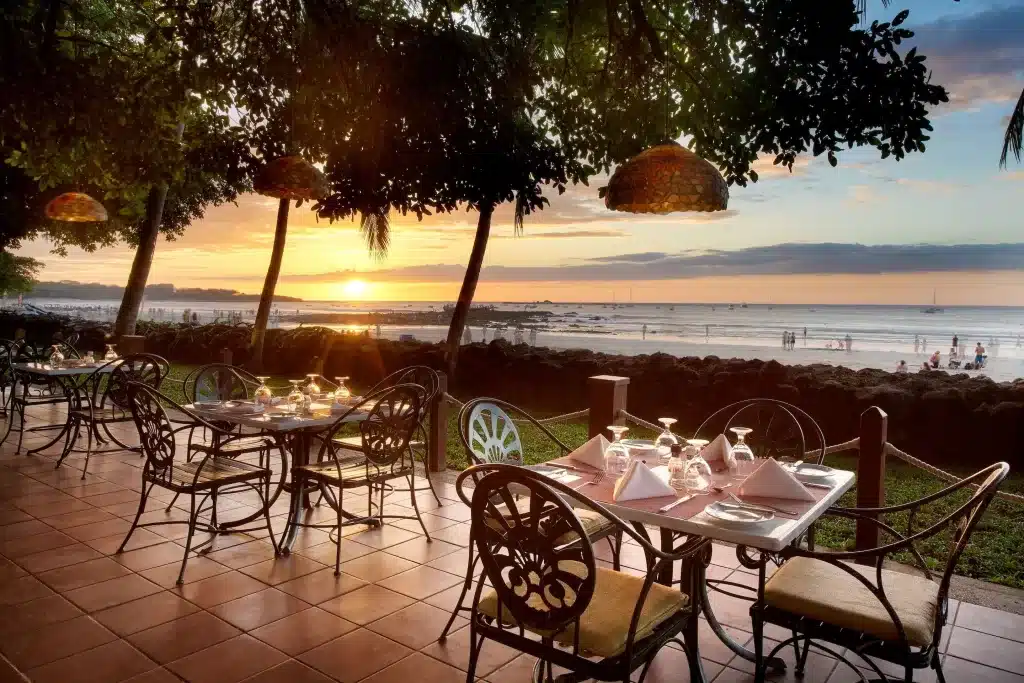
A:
692 398 827 464
458 463 708 683
54 353 168 478
285 383 431 574
439 397 623 641
328 366 443 504
2 339 82 453
121 383 280 584
750 461 1010 683
180 363 270 454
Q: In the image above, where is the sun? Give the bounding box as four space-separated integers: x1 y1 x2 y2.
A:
342 279 368 298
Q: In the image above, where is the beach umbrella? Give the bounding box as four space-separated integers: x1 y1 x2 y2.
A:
43 192 109 222
599 142 728 214
253 155 329 201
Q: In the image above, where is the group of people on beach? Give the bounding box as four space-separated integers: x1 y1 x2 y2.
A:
898 335 988 373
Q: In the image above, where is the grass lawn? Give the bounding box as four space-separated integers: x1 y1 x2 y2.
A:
162 364 1024 590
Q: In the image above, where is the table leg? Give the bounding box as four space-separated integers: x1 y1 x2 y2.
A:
26 376 76 456
279 431 311 553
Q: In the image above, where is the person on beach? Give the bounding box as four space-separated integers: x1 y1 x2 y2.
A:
529 328 537 345
920 361 931 372
642 324 647 340
782 331 788 349
705 324 710 340
914 334 919 353
922 338 927 352
930 350 941 368
896 360 908 373
952 334 959 353
845 334 853 352
803 327 807 345
975 342 986 365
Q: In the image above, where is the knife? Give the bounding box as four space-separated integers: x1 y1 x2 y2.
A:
726 494 798 516
659 494 696 513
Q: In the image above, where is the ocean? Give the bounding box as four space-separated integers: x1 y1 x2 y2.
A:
15 298 1024 382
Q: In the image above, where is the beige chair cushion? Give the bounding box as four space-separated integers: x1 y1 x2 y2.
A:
486 498 615 546
478 566 687 658
764 556 940 647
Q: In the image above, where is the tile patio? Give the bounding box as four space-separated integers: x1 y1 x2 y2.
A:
1 405 1022 682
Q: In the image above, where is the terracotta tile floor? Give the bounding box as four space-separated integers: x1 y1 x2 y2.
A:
1 407 1023 682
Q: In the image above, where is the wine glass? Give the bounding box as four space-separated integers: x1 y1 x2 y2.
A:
604 425 631 475
682 440 713 494
286 380 304 412
104 344 118 361
333 376 351 405
49 345 65 369
304 374 321 397
655 417 679 464
730 427 755 463
254 376 273 406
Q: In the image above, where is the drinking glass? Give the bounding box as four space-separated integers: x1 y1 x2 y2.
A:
304 374 321 397
49 345 64 369
730 427 755 463
286 380 304 412
104 344 118 361
667 444 687 490
654 417 679 464
333 376 351 405
254 376 273 406
84 350 95 364
605 425 631 475
682 441 713 494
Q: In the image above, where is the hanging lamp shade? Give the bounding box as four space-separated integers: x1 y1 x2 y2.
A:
253 155 329 201
600 142 728 214
43 192 108 222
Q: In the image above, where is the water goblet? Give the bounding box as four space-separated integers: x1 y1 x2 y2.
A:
304 374 321 398
681 441 713 494
49 345 65 369
655 417 679 464
104 344 118 361
729 427 755 463
286 380 304 413
604 425 631 475
254 376 273 406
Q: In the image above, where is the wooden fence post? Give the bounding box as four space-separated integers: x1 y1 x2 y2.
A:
428 372 449 472
856 406 888 558
587 375 630 440
118 335 145 355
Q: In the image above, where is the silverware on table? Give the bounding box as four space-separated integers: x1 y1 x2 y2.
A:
802 481 834 490
659 494 696 513
727 492 798 516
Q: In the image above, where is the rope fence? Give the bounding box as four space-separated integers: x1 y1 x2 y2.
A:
884 442 1024 504
619 409 662 433
442 393 589 425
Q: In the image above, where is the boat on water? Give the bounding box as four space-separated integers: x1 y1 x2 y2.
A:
923 289 944 314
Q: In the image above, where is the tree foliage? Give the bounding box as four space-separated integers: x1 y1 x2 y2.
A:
0 252 42 296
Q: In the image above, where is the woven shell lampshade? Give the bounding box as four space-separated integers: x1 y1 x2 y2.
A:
601 142 728 214
43 192 108 222
254 155 329 201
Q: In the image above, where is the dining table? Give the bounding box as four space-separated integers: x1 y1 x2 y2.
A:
186 399 371 551
542 455 855 682
4 361 118 455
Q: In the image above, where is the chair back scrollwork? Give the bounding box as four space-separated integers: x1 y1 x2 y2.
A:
693 398 826 464
466 402 524 465
360 384 424 469
186 363 258 403
104 354 167 410
126 383 177 471
470 467 597 634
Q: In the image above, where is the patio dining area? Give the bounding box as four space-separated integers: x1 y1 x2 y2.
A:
1 387 1024 683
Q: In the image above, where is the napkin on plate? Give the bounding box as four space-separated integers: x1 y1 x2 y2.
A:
738 458 815 501
702 434 736 470
613 460 677 502
568 434 610 471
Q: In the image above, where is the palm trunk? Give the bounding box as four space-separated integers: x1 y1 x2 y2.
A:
444 201 494 378
249 198 290 372
113 183 170 337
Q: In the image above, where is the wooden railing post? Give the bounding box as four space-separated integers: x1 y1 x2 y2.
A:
118 335 145 355
428 372 449 472
587 375 630 440
856 406 888 558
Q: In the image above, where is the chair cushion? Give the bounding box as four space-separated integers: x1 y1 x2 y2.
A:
478 566 687 658
764 556 940 648
487 499 616 546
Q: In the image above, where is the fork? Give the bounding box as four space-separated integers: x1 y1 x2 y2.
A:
583 472 605 486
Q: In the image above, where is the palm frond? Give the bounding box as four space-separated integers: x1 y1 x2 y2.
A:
359 210 390 259
513 191 527 237
1000 86 1024 168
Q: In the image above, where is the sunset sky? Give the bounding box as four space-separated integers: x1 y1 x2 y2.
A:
16 0 1024 305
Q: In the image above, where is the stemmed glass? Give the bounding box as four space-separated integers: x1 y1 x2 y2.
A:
333 376 351 405
49 345 65 369
254 376 273 406
286 380 304 412
730 427 755 463
654 418 679 464
103 344 118 361
604 425 631 475
682 440 713 494
304 374 321 397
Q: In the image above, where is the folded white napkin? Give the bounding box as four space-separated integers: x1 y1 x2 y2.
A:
702 434 736 470
568 434 610 471
738 458 815 501
613 460 677 502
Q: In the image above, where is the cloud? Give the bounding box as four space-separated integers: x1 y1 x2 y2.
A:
911 5 1024 110
492 229 628 240
894 178 965 193
998 170 1024 181
270 242 1024 284
847 185 881 205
